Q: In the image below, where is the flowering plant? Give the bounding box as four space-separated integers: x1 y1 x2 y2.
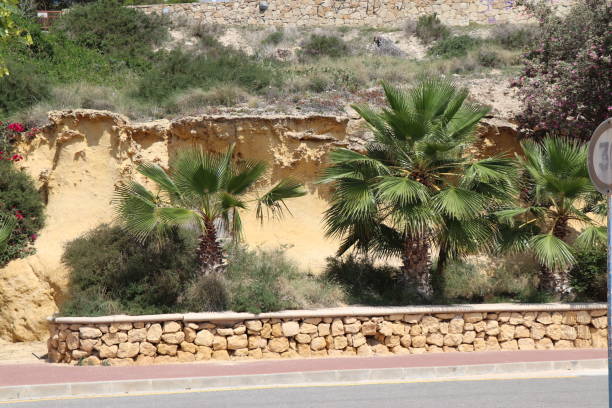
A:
514 0 611 140
0 122 44 266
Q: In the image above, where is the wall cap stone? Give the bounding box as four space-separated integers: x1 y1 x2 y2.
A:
48 303 606 324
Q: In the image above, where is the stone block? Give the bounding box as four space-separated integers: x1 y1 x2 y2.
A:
212 335 227 351
140 342 157 356
157 343 177 356
163 321 181 333
128 328 147 343
227 334 248 350
117 342 140 359
331 319 345 336
79 327 102 339
147 324 163 343
282 321 300 337
194 330 214 347
268 337 289 353
161 331 185 345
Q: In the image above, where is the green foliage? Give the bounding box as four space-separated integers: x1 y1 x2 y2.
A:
60 224 198 316
52 0 169 65
0 136 45 266
570 246 607 301
499 137 599 272
325 256 549 305
324 255 421 305
263 30 284 45
300 34 349 59
225 246 345 313
491 24 538 50
514 0 611 139
0 0 32 76
476 49 501 68
60 226 345 316
415 13 450 44
320 78 516 296
428 35 480 58
135 50 278 103
0 59 49 116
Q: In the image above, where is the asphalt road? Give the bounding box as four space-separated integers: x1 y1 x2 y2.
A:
1 375 607 408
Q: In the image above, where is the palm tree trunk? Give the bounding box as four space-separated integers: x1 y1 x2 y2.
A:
196 217 224 275
432 241 448 299
539 216 572 297
400 235 432 297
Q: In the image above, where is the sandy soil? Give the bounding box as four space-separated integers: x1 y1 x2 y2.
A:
0 339 47 364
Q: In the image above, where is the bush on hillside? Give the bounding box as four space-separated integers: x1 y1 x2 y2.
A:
514 0 611 140
52 0 169 64
0 60 50 117
428 35 480 58
415 13 450 44
263 30 284 46
490 23 539 50
60 225 345 316
60 224 199 316
135 49 277 102
0 125 45 266
324 255 548 305
299 34 350 59
324 255 423 305
222 246 345 314
570 247 606 301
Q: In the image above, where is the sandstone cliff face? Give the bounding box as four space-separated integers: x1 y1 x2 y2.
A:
0 109 520 341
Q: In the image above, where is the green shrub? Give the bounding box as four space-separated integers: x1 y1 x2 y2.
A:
0 60 50 117
0 128 45 267
415 13 450 44
60 224 198 316
166 85 251 113
224 246 344 313
135 50 278 102
570 247 606 301
300 34 349 59
263 30 284 46
181 275 229 312
324 255 422 305
60 226 344 315
52 0 169 64
491 23 539 50
476 49 501 68
428 35 480 58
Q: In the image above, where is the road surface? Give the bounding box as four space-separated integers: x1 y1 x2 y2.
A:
1 374 606 408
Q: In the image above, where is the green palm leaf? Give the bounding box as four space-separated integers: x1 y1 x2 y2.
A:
575 226 607 249
256 178 306 221
530 234 575 270
432 187 487 220
0 215 16 250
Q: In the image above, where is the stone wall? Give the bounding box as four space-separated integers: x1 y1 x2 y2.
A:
133 0 573 26
47 304 607 366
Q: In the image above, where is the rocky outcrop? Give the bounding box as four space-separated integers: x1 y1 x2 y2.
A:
1 109 519 342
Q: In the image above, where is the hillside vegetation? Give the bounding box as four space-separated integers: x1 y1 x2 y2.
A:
1 2 533 125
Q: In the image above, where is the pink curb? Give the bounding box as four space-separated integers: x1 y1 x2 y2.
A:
0 349 605 388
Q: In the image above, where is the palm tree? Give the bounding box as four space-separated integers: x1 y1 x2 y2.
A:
0 215 15 251
497 137 605 296
321 79 517 297
114 144 306 275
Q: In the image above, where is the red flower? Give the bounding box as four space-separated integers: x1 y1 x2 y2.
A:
7 123 25 132
10 154 23 162
15 211 24 220
30 234 37 241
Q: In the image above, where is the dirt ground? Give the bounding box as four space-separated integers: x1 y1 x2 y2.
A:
0 339 47 364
